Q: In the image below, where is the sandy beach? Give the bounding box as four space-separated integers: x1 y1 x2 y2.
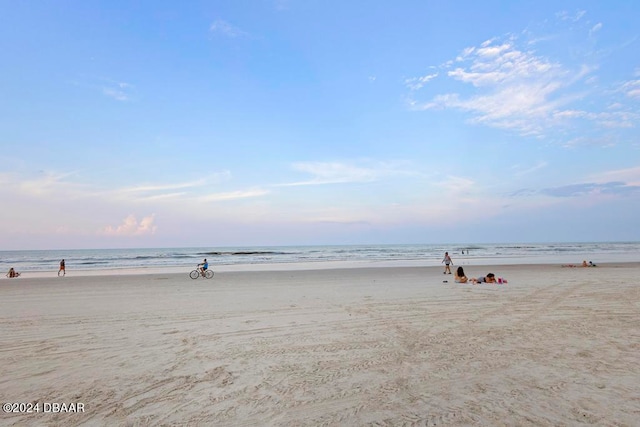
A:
1 263 639 426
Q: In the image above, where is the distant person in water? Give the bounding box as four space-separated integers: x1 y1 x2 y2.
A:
442 252 453 274
6 268 20 278
58 259 66 276
454 266 468 283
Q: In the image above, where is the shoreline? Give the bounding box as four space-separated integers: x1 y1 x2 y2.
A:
5 258 640 279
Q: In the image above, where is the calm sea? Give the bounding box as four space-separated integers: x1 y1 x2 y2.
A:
1 242 639 274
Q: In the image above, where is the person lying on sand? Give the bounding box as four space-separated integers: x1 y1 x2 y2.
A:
471 273 496 284
562 260 597 268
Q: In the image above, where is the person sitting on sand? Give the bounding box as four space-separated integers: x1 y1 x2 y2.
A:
562 261 589 268
6 268 20 278
471 273 496 284
454 266 468 283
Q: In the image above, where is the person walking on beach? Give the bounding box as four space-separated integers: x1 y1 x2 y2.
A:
58 259 66 276
442 252 453 274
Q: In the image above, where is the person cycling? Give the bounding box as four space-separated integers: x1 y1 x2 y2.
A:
198 259 209 277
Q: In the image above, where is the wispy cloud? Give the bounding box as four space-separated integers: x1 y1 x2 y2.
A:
589 166 640 186
556 10 586 22
120 179 210 194
69 76 134 101
409 36 574 136
277 161 412 187
210 19 248 38
405 72 438 90
198 189 269 202
589 22 603 37
113 172 232 201
406 12 640 145
17 170 86 198
512 161 549 177
620 79 640 98
511 172 640 198
102 80 133 101
540 182 640 197
434 175 476 194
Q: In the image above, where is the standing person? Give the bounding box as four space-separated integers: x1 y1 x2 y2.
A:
442 252 453 274
58 259 66 276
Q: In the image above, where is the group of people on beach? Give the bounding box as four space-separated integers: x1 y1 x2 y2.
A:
453 267 503 284
5 259 65 279
5 267 20 278
562 260 597 268
442 252 505 285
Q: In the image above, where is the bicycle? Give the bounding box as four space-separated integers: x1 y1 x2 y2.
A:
189 266 214 279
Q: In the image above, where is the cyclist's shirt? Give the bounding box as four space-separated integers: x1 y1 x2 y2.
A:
203 262 209 270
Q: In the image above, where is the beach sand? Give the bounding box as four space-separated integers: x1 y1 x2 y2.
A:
1 263 639 426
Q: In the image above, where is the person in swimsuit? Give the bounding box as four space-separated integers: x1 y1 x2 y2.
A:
6 268 20 278
454 266 468 283
58 259 66 276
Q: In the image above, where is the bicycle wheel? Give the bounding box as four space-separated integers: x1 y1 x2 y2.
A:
189 270 199 279
205 270 214 279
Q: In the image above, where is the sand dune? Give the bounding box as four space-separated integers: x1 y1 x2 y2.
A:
1 264 639 426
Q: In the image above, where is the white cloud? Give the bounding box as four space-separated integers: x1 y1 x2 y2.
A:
621 79 640 98
279 161 408 187
434 175 476 195
512 161 549 177
198 189 269 202
102 214 157 236
589 166 640 186
120 178 209 194
405 73 438 90
102 81 133 101
210 19 247 38
111 172 232 201
589 23 603 37
16 171 87 198
406 14 638 144
556 10 586 22
410 38 571 136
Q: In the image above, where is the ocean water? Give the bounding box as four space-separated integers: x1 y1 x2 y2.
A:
1 242 639 274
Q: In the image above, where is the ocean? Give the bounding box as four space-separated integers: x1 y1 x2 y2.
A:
1 242 639 274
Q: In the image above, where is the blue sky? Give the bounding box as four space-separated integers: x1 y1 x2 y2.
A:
1 1 639 250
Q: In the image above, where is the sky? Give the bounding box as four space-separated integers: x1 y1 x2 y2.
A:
1 0 639 250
